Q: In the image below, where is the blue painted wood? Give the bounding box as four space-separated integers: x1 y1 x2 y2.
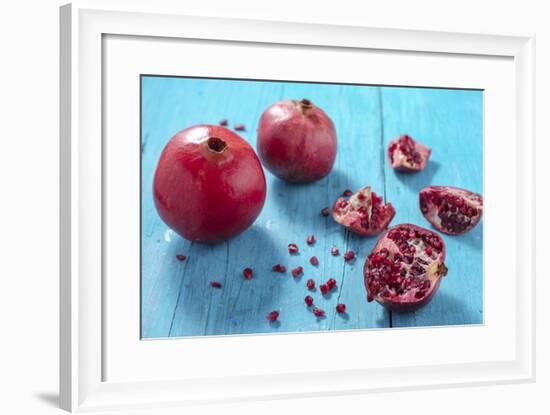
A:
141 77 483 338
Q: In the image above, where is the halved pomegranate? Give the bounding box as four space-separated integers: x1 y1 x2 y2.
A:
388 134 431 172
419 186 483 235
332 186 396 236
364 224 448 312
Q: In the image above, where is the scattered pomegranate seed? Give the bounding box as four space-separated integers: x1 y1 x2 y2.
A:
243 267 253 280
344 250 356 262
288 243 299 254
343 189 353 197
313 307 325 317
320 283 329 295
304 295 314 306
321 207 330 217
210 281 222 288
219 119 228 126
272 264 286 273
234 124 246 131
336 303 347 313
310 256 319 266
267 310 279 322
331 247 339 256
306 279 316 290
327 278 337 290
292 266 303 278
175 254 186 261
306 235 316 245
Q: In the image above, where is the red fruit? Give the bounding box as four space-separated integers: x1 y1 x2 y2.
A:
332 186 396 236
321 207 330 217
313 307 325 317
307 235 316 245
153 125 266 243
272 264 286 273
343 250 355 262
257 99 337 183
419 186 483 235
210 281 222 288
331 247 340 256
306 279 316 290
388 134 431 172
304 296 314 306
363 224 448 312
292 266 303 278
327 278 337 290
288 243 299 254
310 256 319 266
336 303 346 313
243 267 253 280
175 254 186 261
267 310 279 321
320 284 329 295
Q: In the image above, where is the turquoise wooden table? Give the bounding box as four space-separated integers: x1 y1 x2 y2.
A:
141 76 483 338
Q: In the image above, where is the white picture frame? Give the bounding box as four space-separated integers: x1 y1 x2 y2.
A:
60 1 535 412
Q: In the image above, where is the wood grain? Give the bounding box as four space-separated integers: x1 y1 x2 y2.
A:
140 76 483 338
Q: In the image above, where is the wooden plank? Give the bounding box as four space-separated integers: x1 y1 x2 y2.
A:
380 87 483 327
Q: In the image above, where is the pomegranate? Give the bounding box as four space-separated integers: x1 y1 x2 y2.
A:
364 224 448 312
388 135 431 172
419 186 483 235
257 98 337 183
153 125 266 244
332 186 396 236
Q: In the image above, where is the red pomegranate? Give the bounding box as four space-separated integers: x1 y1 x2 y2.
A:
419 186 483 235
364 224 448 312
257 98 337 183
332 186 396 236
388 134 431 172
153 125 266 243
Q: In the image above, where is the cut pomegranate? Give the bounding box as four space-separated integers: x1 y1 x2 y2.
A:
419 185 483 235
292 266 303 278
321 207 330 217
272 264 286 273
310 256 319 266
288 243 299 254
331 247 340 256
344 250 355 262
327 278 337 290
243 267 253 280
234 124 246 131
332 186 396 236
313 308 325 317
387 134 431 172
307 235 316 245
210 281 222 288
267 310 279 321
336 303 346 313
306 279 315 290
175 254 186 261
320 284 329 295
304 296 314 306
364 224 448 312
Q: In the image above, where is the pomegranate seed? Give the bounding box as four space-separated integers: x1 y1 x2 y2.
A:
291 266 303 278
313 307 325 317
288 243 299 254
304 295 314 306
331 247 339 256
267 310 279 321
336 303 346 313
320 283 329 294
425 247 432 256
344 250 355 262
210 281 222 288
307 235 316 245
243 267 253 280
272 264 286 273
219 119 228 126
310 256 319 266
367 294 374 302
342 189 353 197
234 124 246 131
321 207 330 217
175 254 186 261
306 279 315 290
327 278 337 289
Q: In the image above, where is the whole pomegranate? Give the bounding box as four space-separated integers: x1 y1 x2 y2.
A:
332 186 395 236
388 134 431 172
364 224 448 312
257 98 337 183
419 186 483 235
153 125 266 243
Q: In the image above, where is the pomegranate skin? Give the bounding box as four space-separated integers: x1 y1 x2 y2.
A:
153 125 267 244
364 224 448 312
257 99 337 183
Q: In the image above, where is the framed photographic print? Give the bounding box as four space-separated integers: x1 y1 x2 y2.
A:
60 1 535 412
